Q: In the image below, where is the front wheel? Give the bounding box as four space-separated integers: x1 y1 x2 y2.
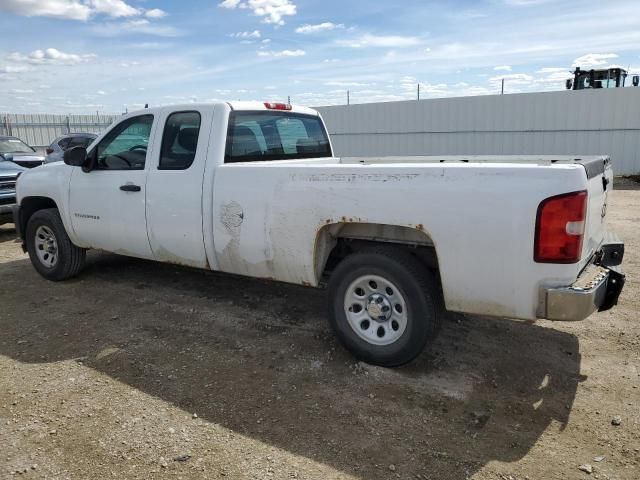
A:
26 208 86 281
327 247 441 367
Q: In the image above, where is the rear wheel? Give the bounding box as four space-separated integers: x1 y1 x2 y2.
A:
26 208 86 281
327 246 441 367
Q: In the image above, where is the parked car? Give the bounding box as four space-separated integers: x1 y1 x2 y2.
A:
0 136 45 168
12 102 626 367
45 133 98 164
0 155 26 225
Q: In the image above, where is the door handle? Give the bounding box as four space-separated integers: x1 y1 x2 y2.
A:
120 184 141 192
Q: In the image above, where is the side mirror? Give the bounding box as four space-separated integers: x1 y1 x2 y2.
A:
633 75 639 87
566 79 573 90
0 153 14 163
63 146 88 167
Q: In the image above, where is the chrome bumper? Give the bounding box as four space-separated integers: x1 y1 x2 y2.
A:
542 239 625 321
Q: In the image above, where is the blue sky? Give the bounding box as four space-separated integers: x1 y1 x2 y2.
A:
1 0 639 113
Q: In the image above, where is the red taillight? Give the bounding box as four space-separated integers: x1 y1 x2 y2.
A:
264 102 292 110
534 190 587 263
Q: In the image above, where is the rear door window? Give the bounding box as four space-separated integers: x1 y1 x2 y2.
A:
159 111 201 170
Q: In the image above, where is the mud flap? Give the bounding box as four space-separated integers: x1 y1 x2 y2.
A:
598 266 625 312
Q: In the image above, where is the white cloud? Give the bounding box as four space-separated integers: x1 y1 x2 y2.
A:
257 49 305 57
339 34 424 48
0 0 92 20
93 19 181 37
572 53 618 68
145 8 167 19
7 48 96 65
324 81 371 87
493 65 512 71
229 30 261 39
536 67 566 74
87 0 139 17
0 0 168 21
218 0 296 25
295 22 344 34
0 65 30 74
489 73 535 86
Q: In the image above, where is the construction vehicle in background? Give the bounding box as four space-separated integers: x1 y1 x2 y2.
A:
567 67 639 90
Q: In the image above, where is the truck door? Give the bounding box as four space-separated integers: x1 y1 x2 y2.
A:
145 108 213 268
69 114 155 259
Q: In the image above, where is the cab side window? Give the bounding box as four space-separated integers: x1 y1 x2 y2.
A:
95 115 153 170
159 111 201 170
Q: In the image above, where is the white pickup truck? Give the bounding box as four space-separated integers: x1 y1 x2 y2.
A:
13 101 625 366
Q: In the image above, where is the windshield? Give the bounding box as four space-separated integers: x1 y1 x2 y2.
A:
0 138 35 154
225 111 332 163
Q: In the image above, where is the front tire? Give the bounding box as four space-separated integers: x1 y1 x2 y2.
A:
26 208 86 281
327 246 441 367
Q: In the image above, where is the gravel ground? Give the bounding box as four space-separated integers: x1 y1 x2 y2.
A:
1 182 638 480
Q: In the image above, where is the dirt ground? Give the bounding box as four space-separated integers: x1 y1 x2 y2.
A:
1 182 638 480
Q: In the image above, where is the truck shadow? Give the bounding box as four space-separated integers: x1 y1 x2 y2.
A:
0 250 582 479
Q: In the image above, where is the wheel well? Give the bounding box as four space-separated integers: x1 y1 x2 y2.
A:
18 197 58 240
315 222 440 283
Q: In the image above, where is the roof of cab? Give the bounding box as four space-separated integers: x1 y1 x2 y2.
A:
227 101 319 116
123 101 319 119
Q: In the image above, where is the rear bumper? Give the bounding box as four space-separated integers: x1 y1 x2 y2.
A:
541 236 625 321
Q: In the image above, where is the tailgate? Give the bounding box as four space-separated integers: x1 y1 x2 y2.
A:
580 156 612 268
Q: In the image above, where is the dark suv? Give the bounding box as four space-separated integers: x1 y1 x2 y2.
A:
45 133 97 164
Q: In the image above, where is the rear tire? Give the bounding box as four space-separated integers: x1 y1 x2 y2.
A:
327 246 441 367
26 208 86 281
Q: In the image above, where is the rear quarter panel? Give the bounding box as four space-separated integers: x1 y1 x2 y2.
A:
211 161 589 320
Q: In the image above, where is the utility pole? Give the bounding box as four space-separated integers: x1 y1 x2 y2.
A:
501 78 505 95
347 90 350 105
287 95 290 104
417 83 420 100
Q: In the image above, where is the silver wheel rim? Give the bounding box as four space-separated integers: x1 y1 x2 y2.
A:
344 274 408 346
35 225 58 268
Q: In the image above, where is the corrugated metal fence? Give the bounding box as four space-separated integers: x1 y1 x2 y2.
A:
316 88 640 175
0 113 119 148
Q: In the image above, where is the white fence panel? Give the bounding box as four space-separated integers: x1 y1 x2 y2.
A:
316 88 640 175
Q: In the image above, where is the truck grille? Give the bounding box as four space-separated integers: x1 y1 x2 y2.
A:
0 179 16 190
0 176 17 196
